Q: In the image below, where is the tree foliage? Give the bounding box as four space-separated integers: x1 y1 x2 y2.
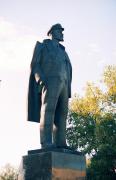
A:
0 164 18 180
67 65 116 179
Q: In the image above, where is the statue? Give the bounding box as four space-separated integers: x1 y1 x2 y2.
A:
28 24 72 149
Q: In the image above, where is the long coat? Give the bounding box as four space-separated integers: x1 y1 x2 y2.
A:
28 40 72 123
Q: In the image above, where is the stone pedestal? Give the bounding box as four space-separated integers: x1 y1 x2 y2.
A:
18 149 86 180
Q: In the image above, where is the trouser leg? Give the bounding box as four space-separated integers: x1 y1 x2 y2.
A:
40 81 61 148
54 81 68 147
40 112 55 147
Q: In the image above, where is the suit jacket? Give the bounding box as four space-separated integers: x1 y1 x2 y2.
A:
28 39 72 123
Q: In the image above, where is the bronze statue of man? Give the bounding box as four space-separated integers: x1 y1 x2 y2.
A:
28 24 72 149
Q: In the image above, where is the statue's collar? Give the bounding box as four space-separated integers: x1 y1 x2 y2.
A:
43 39 65 50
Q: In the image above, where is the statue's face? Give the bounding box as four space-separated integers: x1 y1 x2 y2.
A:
52 28 64 42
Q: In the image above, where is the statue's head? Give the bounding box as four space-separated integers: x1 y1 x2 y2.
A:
47 24 64 42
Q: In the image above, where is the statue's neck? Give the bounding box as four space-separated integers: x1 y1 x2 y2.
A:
51 38 59 43
51 38 60 47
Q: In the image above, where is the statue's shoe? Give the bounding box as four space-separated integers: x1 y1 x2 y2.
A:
42 144 56 149
56 145 75 151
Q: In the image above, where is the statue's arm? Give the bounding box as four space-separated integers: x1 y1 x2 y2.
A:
65 52 72 81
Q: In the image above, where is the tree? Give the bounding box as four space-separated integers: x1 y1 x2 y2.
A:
66 65 116 179
67 82 103 154
0 164 18 180
103 65 116 104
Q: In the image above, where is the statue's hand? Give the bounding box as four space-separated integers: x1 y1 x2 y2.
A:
42 79 48 88
35 73 40 83
37 81 43 93
38 80 47 93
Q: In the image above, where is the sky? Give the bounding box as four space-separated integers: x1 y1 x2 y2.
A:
0 0 116 168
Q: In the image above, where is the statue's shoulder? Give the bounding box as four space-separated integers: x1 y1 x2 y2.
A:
43 39 51 44
59 43 65 51
35 39 53 51
43 39 66 51
42 39 52 48
35 41 44 51
42 39 54 51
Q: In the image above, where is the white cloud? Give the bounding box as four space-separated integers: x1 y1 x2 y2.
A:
0 17 39 71
112 48 116 57
0 17 17 38
88 43 101 54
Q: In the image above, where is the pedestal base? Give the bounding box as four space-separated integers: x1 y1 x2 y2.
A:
18 149 86 180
